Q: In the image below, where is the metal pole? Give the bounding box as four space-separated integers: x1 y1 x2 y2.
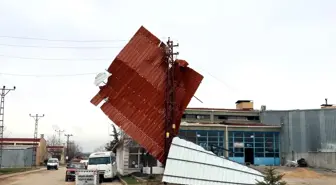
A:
0 86 15 169
163 38 179 166
55 129 65 145
29 113 44 168
64 134 73 163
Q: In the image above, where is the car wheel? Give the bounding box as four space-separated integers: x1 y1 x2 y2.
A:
65 176 68 182
47 167 50 170
55 167 58 170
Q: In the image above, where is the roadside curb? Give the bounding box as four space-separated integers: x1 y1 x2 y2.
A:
117 174 127 185
0 168 47 180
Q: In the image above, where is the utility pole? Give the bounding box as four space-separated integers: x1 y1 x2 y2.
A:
0 86 15 169
29 113 44 168
64 133 73 163
55 129 65 145
164 38 179 167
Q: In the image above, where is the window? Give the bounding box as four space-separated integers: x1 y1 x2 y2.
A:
234 137 243 142
255 153 264 157
255 138 264 143
129 154 139 168
48 159 58 163
234 153 244 157
69 163 85 169
88 157 111 165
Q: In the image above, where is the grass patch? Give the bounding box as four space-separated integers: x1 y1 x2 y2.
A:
121 176 142 184
0 167 39 175
0 168 29 175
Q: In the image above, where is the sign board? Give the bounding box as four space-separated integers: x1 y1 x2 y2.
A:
234 142 244 148
75 170 99 185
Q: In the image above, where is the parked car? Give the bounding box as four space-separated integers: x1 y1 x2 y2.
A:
47 158 59 170
65 162 86 182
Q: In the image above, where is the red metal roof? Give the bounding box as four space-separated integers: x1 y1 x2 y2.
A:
91 26 203 163
47 146 64 148
0 138 41 142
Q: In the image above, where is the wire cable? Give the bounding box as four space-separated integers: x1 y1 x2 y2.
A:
0 54 110 61
0 72 98 77
0 35 128 42
0 43 123 49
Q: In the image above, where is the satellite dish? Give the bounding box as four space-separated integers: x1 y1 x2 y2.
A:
94 72 112 86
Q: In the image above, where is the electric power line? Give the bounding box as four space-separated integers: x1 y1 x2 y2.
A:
0 43 123 49
0 35 128 43
0 72 98 77
0 54 110 61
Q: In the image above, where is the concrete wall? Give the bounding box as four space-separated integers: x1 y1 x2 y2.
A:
260 109 336 164
307 152 336 170
1 148 33 168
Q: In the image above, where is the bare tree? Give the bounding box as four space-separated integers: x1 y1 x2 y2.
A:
94 145 106 152
2 126 12 138
46 134 59 146
68 141 83 160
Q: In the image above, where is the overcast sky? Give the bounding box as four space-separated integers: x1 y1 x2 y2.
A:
1 0 335 152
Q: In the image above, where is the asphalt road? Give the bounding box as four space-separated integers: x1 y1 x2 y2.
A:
0 167 121 185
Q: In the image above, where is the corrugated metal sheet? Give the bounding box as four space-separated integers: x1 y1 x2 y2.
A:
163 137 264 185
260 108 336 162
1 147 33 168
91 26 203 163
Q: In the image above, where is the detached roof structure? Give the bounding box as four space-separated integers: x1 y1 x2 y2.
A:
163 137 264 185
91 26 203 163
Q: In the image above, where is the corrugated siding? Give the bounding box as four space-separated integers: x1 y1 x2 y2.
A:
91 26 203 163
260 109 336 160
163 137 264 185
1 148 33 168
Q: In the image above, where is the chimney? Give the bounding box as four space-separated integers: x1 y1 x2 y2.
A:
321 98 335 109
235 100 254 110
40 134 44 139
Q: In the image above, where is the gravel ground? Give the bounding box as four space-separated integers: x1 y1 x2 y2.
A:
254 166 336 185
0 167 121 185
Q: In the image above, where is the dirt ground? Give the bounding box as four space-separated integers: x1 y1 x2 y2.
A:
254 166 336 185
0 167 121 185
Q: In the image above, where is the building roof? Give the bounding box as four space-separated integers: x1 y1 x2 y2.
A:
162 137 264 184
3 145 33 150
185 107 258 112
181 122 281 128
47 146 64 149
90 26 203 164
0 138 42 142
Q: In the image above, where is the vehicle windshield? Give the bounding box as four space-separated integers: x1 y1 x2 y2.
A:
48 159 58 163
88 157 111 165
68 163 85 169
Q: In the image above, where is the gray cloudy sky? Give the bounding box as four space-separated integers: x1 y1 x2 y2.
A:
1 0 335 152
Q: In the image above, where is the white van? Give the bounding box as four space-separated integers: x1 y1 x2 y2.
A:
47 158 59 170
87 152 117 182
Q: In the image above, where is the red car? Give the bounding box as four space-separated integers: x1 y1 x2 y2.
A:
65 162 86 182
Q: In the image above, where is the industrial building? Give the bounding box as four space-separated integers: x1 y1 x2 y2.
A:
0 134 47 166
180 99 336 169
179 100 281 166
115 99 336 174
260 100 336 169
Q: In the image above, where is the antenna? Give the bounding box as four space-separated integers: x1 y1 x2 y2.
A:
94 71 112 86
